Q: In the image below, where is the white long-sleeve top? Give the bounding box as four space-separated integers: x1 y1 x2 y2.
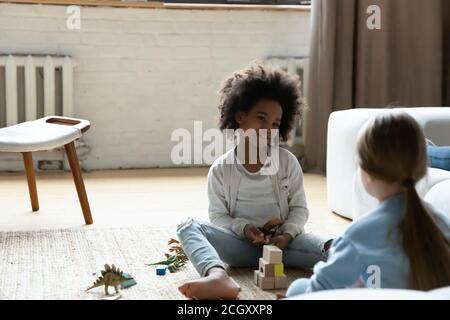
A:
207 146 309 238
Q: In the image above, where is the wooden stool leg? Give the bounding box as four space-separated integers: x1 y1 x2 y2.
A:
64 141 93 225
22 152 39 212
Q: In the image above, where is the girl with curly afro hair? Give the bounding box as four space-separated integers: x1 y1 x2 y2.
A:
177 63 333 300
218 63 304 143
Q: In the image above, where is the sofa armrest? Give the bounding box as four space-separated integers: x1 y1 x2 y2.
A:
327 109 380 218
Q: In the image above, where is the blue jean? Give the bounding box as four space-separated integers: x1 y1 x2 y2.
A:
177 218 330 277
427 146 450 171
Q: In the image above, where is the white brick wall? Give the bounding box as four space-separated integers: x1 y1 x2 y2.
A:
0 3 310 170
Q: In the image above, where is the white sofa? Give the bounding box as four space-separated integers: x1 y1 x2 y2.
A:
327 107 450 220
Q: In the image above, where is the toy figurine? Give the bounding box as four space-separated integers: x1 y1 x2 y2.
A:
147 238 188 273
86 264 129 295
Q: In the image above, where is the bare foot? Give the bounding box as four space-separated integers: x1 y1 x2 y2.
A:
178 268 240 300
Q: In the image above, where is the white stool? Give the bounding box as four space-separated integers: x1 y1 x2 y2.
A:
0 116 93 225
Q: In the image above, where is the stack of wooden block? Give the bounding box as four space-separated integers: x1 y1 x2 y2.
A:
254 245 287 290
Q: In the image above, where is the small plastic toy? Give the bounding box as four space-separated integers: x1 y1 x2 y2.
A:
147 238 188 273
156 265 168 276
87 264 130 295
120 273 137 289
260 218 283 237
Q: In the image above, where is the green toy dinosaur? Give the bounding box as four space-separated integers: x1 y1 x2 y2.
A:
86 264 128 295
146 238 188 273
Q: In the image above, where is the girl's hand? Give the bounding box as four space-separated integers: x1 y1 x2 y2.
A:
268 233 293 250
244 224 269 245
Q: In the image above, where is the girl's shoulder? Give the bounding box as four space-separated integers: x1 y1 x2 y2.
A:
277 147 303 178
209 148 235 170
341 204 398 248
278 147 300 164
207 148 235 180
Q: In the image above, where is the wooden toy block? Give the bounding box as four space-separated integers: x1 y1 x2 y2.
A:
262 245 282 264
259 274 275 290
274 274 287 289
258 258 274 277
274 263 284 276
254 270 259 285
254 270 275 290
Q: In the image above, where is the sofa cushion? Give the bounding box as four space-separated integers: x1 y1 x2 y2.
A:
352 167 450 220
424 180 450 217
416 168 450 197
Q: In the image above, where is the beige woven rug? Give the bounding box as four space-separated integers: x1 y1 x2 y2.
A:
0 226 312 300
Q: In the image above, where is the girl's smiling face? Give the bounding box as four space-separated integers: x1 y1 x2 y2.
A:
234 99 283 143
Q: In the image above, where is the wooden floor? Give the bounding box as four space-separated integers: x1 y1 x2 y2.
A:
0 168 350 234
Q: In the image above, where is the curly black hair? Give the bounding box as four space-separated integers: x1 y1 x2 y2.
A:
217 63 304 142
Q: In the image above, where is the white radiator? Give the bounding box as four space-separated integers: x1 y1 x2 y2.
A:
0 54 74 128
0 54 78 171
263 56 309 155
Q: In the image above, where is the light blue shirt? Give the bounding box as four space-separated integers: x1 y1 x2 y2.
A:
306 193 450 291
